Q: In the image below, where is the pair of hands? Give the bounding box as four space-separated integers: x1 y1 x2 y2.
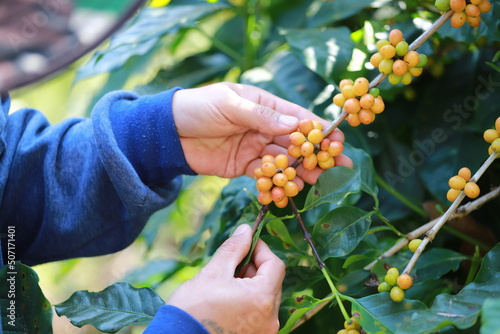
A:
167 82 352 333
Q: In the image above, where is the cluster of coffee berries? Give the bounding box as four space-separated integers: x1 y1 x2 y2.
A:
446 167 480 202
254 154 299 208
288 119 344 170
408 238 422 253
435 0 492 28
483 117 500 155
370 29 428 85
377 267 413 303
333 78 385 126
337 316 363 334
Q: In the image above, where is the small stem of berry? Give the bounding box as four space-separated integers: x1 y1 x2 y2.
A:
320 267 350 322
289 198 325 269
251 204 269 236
403 152 499 275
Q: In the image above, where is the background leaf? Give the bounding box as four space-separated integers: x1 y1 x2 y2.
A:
285 27 355 84
55 283 165 333
481 298 500 334
304 166 360 210
312 207 374 259
0 262 52 333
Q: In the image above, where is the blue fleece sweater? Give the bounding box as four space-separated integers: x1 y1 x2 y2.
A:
0 90 209 334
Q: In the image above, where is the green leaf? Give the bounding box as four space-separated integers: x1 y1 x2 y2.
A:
413 248 467 281
77 0 229 80
278 295 333 334
306 0 374 28
266 219 299 250
481 298 500 334
285 27 355 83
303 166 360 210
0 262 53 333
351 243 500 334
55 283 165 333
344 143 378 198
240 50 325 108
136 53 233 94
237 215 267 270
312 207 373 259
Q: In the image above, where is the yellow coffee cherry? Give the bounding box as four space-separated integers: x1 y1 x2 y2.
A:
353 77 369 96
258 191 273 205
283 181 299 197
464 182 480 199
288 144 301 158
491 138 500 153
484 129 500 143
389 29 404 46
447 188 461 202
458 167 472 182
261 163 277 177
339 79 354 90
283 167 296 181
300 141 315 157
256 177 273 192
359 94 375 109
262 155 274 164
303 154 318 170
333 93 347 107
298 119 315 135
274 154 289 170
347 114 361 127
272 173 288 187
308 129 324 144
408 239 422 253
448 175 466 190
344 98 362 114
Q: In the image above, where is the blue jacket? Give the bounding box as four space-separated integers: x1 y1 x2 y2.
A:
0 90 209 333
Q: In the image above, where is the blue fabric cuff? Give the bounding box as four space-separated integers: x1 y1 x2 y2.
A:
108 88 196 185
144 304 209 334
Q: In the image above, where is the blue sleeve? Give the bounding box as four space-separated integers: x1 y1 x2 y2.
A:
145 305 209 334
0 89 194 266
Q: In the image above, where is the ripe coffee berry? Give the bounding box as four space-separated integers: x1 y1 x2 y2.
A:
397 274 413 290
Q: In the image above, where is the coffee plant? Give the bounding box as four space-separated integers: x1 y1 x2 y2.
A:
2 0 500 333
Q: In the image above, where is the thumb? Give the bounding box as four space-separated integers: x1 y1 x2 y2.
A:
233 98 299 135
204 224 253 277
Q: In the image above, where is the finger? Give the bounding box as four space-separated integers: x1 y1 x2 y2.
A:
203 224 252 277
252 240 286 287
334 154 354 168
238 262 258 278
230 97 300 136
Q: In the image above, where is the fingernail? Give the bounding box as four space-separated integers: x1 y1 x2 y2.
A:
232 224 250 236
279 115 299 127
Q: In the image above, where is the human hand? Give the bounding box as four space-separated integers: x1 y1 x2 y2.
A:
172 82 352 186
166 224 285 334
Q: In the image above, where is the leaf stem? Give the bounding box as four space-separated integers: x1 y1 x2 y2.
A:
289 198 325 269
374 210 405 237
465 246 481 285
251 204 269 235
375 174 428 218
320 267 350 322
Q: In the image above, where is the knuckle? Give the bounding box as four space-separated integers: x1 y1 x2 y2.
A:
253 104 275 121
